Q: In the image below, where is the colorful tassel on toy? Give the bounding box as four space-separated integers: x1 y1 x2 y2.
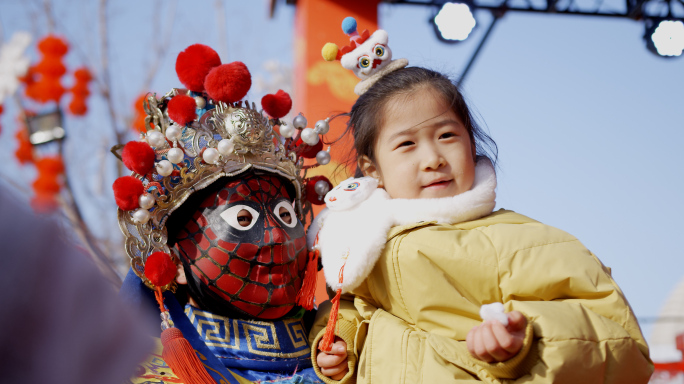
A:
319 261 346 352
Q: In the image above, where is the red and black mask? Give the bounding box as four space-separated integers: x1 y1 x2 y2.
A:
172 173 307 320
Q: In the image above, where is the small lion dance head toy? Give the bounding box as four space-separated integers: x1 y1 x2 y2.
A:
322 16 408 95
113 44 332 383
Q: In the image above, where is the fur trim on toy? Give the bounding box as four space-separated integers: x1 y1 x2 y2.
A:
316 159 497 293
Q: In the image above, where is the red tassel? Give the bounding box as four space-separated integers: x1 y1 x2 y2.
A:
320 262 346 352
296 244 319 310
153 288 214 384
161 328 215 384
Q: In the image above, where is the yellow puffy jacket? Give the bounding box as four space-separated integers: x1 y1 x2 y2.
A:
308 209 653 384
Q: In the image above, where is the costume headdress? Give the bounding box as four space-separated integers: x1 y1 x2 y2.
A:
112 44 332 384
321 16 408 95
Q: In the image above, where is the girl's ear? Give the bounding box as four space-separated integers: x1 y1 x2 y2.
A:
175 260 187 285
471 141 477 162
358 155 383 187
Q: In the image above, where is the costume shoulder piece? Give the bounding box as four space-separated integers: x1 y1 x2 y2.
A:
321 16 408 95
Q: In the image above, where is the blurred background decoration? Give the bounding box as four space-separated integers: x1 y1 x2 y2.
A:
0 0 681 381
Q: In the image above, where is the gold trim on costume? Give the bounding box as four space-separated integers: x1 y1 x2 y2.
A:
284 318 309 349
187 306 310 358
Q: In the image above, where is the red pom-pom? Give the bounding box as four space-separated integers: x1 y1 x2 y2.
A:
299 140 323 159
167 95 197 126
175 44 221 92
306 176 332 205
122 141 156 175
144 252 177 287
204 62 251 103
113 176 144 211
261 90 292 119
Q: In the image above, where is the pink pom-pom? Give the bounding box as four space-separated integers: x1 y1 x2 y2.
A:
122 141 156 176
167 95 197 126
144 252 177 287
261 90 292 119
175 44 222 92
113 176 144 211
204 62 251 103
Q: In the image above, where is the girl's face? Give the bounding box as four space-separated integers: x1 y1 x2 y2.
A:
359 86 476 199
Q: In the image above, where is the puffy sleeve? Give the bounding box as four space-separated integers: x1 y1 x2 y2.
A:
491 232 653 383
309 285 376 384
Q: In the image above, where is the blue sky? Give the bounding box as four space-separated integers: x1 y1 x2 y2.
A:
0 0 682 346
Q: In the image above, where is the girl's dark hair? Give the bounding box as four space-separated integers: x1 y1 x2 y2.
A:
347 66 497 176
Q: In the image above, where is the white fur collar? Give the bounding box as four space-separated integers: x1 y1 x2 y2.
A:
312 159 497 293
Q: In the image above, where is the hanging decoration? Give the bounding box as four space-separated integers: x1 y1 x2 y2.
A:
132 94 149 133
2 33 93 213
68 67 92 115
31 155 65 212
26 35 68 104
14 120 34 164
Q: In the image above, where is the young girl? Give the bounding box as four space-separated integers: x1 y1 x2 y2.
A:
308 67 653 383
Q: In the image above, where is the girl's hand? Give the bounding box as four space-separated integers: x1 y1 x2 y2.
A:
317 337 349 380
466 310 527 363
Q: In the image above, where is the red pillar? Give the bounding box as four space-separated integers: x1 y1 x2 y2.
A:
294 0 381 304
